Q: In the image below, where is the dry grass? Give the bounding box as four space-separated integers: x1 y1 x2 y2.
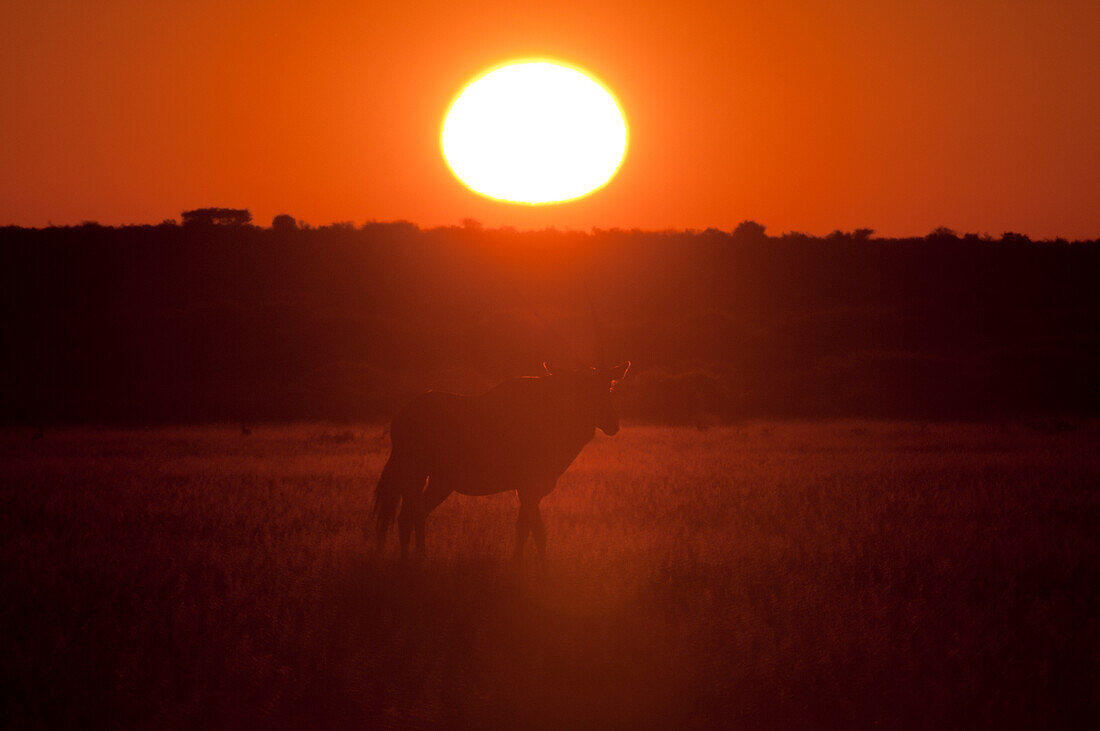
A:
2 421 1098 728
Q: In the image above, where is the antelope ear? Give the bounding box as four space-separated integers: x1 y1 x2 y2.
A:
608 360 630 382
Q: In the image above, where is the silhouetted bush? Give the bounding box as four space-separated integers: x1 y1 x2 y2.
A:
1001 232 1032 245
182 207 252 226
732 220 766 242
272 214 297 231
926 226 958 241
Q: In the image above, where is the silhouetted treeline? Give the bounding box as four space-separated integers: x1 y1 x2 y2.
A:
1 220 1097 423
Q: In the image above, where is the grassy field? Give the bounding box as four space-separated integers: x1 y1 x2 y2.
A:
1 422 1098 728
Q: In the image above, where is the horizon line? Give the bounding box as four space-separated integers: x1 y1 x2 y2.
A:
2 218 1096 243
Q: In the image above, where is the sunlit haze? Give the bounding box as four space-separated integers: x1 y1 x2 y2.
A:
1 0 1097 236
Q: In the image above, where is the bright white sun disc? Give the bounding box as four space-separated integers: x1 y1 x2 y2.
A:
441 61 627 204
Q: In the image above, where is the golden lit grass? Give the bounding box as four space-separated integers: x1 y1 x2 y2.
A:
1 422 1098 727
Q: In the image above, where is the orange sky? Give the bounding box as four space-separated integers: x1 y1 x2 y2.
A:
2 0 1098 238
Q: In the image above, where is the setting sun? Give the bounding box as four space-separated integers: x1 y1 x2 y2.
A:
441 61 627 205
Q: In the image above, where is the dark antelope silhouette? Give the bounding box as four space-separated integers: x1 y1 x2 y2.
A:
372 319 629 561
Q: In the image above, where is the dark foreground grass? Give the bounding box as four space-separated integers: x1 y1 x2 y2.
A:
1 422 1098 728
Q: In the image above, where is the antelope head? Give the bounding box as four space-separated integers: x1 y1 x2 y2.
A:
542 361 631 435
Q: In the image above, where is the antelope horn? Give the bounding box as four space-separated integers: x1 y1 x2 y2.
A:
527 301 582 368
586 291 608 372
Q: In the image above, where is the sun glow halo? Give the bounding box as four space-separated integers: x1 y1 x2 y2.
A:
441 61 627 204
